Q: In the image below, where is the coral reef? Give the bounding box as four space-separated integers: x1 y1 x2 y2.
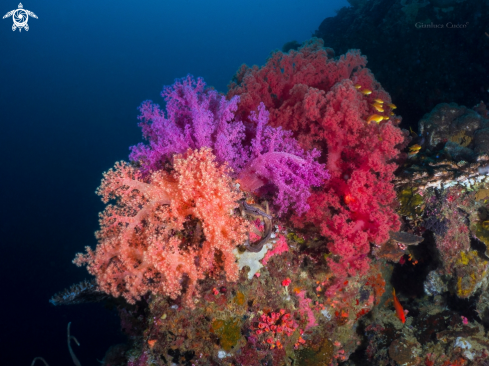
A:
363 299 489 365
49 37 489 366
228 38 405 294
130 75 326 216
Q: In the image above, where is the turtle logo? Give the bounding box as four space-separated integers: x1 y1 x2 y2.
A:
3 3 37 32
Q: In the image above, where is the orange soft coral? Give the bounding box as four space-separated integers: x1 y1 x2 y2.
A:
74 148 248 307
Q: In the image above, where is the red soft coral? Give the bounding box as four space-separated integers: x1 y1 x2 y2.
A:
74 148 248 307
228 39 404 292
299 81 402 289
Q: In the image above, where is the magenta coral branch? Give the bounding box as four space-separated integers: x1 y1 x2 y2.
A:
238 103 328 216
130 75 246 174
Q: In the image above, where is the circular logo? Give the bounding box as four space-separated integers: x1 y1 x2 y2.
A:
13 9 28 28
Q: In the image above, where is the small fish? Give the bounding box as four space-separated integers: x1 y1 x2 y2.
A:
148 339 157 349
360 89 372 95
354 84 362 89
367 114 384 124
392 288 405 323
344 194 355 205
409 126 418 137
373 98 384 104
383 115 389 120
408 145 421 159
409 144 422 153
388 103 397 109
371 103 384 112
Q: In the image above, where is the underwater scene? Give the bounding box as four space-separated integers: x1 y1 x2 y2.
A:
2 0 489 365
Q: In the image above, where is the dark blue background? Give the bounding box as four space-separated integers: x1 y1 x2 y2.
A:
0 1 347 364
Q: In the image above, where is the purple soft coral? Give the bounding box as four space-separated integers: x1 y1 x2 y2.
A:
129 75 246 174
238 103 329 216
130 76 327 216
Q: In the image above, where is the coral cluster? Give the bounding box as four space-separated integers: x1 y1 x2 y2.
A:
129 75 326 216
59 37 489 366
74 148 249 307
38 1 489 363
228 38 404 293
60 39 410 365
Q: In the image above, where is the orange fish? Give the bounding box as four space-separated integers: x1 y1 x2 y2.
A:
392 288 405 323
147 339 157 349
366 114 384 124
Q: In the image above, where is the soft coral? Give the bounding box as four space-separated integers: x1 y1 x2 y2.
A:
74 148 248 307
130 75 327 217
238 103 328 216
130 75 246 174
228 39 404 291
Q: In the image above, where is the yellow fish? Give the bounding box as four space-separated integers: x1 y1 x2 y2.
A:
367 114 384 124
371 104 384 113
361 89 372 95
354 84 362 89
388 103 397 109
374 98 384 104
383 116 389 120
409 144 422 152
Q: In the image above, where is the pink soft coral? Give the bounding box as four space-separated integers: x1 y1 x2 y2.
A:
262 234 288 266
74 148 248 307
238 103 328 216
295 290 318 330
228 39 404 292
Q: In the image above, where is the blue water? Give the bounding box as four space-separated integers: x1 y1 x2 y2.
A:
0 1 347 364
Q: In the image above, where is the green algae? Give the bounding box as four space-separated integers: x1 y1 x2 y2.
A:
296 338 334 366
398 187 424 219
473 223 489 258
211 318 242 351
